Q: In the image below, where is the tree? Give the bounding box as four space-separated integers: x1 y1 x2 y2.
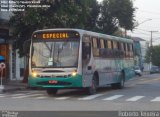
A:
98 0 135 35
85 0 100 31
10 0 135 55
145 45 160 66
145 47 151 64
10 0 100 56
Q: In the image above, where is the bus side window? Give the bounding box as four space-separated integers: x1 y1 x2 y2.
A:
100 39 105 49
107 40 112 49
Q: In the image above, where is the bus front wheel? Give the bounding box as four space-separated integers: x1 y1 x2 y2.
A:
87 76 98 95
46 89 58 95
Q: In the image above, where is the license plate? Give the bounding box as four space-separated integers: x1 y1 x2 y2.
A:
49 80 58 84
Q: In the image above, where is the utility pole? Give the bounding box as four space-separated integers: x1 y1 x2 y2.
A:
150 31 158 48
149 31 158 69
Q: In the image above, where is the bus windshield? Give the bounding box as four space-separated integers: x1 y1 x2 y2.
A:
31 40 79 68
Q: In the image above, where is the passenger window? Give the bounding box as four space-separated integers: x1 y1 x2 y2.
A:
113 41 117 49
100 39 105 49
92 38 98 48
108 40 112 49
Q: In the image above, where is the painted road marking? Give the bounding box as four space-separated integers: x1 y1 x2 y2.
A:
153 78 160 81
102 95 124 100
0 94 5 96
54 97 70 100
12 94 44 99
126 96 144 101
35 97 48 99
11 94 27 97
151 97 160 102
10 92 41 97
78 94 104 100
0 95 6 97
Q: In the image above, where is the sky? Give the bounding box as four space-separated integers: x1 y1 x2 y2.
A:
98 0 160 45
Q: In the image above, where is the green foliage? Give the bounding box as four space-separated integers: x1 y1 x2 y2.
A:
98 0 135 34
145 47 151 63
98 0 118 34
111 0 135 30
10 0 135 57
145 45 160 66
10 0 99 57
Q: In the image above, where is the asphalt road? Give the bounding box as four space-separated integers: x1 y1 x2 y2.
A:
0 74 160 113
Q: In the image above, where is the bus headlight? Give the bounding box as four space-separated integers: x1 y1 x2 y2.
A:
72 71 77 77
32 72 38 78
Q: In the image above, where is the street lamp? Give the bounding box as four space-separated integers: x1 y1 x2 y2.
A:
136 19 152 27
128 19 152 36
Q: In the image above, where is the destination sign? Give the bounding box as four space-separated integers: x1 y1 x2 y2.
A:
42 33 69 39
33 31 80 39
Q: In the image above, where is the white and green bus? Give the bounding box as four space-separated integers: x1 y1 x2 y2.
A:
28 29 135 95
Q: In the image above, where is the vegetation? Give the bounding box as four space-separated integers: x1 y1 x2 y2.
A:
145 45 160 66
10 0 135 57
98 0 135 34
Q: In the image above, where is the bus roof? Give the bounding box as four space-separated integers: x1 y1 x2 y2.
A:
33 28 133 44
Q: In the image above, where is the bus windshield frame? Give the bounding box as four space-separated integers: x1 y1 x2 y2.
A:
31 31 80 68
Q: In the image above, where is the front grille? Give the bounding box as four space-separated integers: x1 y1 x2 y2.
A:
37 81 71 86
37 74 72 78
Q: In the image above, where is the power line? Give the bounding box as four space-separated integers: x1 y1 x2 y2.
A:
137 10 160 15
139 25 160 29
154 37 160 40
134 28 160 35
131 31 150 36
135 28 150 32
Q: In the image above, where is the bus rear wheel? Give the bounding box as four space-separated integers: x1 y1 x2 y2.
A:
112 73 125 89
46 89 58 95
87 76 98 95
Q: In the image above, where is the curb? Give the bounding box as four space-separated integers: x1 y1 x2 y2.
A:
1 87 28 93
2 87 22 93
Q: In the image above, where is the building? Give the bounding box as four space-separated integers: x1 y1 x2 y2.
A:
0 11 23 81
132 37 150 72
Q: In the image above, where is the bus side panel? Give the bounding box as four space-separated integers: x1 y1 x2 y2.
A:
111 58 135 83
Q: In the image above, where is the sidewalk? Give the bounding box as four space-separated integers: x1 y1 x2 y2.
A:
0 80 28 93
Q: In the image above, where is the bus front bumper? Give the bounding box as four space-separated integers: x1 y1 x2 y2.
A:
28 75 83 89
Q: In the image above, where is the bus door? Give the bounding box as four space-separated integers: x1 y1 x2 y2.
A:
82 36 92 87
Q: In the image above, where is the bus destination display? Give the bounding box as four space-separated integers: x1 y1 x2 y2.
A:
33 31 80 39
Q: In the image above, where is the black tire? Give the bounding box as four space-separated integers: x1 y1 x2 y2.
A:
87 75 98 95
138 74 142 77
46 89 58 95
112 73 125 89
29 87 37 90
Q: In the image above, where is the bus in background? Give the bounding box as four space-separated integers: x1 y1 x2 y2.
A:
28 29 135 95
